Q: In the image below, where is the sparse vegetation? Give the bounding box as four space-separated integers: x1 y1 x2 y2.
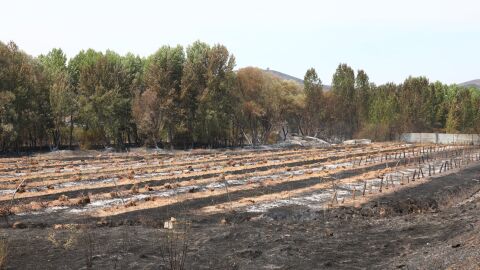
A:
79 225 96 269
159 220 190 270
0 238 7 270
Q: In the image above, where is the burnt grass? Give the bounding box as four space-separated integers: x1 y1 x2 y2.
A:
3 164 480 269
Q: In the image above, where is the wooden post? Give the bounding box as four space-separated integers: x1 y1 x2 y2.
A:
331 191 338 205
379 176 383 192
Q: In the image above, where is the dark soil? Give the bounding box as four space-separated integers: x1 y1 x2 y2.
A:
3 165 480 269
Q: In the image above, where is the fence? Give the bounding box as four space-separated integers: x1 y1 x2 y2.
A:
400 133 480 145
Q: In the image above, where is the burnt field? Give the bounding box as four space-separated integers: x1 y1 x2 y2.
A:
1 143 480 269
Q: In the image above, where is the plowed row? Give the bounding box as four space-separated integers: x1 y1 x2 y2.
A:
1 143 478 221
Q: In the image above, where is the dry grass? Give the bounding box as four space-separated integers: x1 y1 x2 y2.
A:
0 238 7 270
48 222 97 269
159 220 190 270
79 225 96 269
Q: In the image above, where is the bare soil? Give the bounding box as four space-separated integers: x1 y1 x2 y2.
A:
0 164 479 269
0 145 479 269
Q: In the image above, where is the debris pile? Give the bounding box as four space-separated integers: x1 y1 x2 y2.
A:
277 136 331 148
343 139 372 145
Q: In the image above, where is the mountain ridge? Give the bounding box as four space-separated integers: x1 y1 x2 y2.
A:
459 79 480 89
263 68 332 90
263 69 479 90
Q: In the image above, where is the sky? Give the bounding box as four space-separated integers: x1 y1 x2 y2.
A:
1 0 479 85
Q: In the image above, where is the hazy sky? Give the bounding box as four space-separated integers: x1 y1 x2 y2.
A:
1 0 479 84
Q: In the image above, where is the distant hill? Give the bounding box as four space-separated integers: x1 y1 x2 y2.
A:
263 69 304 85
263 69 331 90
459 79 480 89
255 70 480 91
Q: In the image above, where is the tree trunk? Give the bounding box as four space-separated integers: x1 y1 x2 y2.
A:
69 114 74 149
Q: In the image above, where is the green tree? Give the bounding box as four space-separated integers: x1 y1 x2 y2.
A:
39 48 74 149
194 44 236 147
144 45 185 148
428 81 449 130
398 76 430 132
364 83 399 140
303 68 323 136
446 87 476 133
180 41 210 145
122 53 146 145
71 49 133 149
355 69 370 130
0 41 52 150
332 64 356 138
278 80 304 140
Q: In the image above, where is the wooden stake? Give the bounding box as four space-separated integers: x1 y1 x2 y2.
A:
379 177 383 192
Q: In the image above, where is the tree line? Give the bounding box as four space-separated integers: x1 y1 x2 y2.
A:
1 40 479 151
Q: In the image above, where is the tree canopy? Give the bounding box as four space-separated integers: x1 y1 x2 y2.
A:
1 41 479 151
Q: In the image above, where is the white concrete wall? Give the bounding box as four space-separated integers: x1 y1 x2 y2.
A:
401 133 480 145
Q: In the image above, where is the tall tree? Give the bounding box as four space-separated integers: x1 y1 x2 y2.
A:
236 67 274 145
122 53 145 144
39 48 74 149
355 69 370 130
4 40 480 150
144 45 185 147
397 76 431 132
278 80 304 140
428 81 449 130
446 87 476 133
71 49 133 149
180 41 209 145
303 68 323 136
332 64 356 138
0 41 52 150
195 44 236 147
365 83 399 140
132 88 162 147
